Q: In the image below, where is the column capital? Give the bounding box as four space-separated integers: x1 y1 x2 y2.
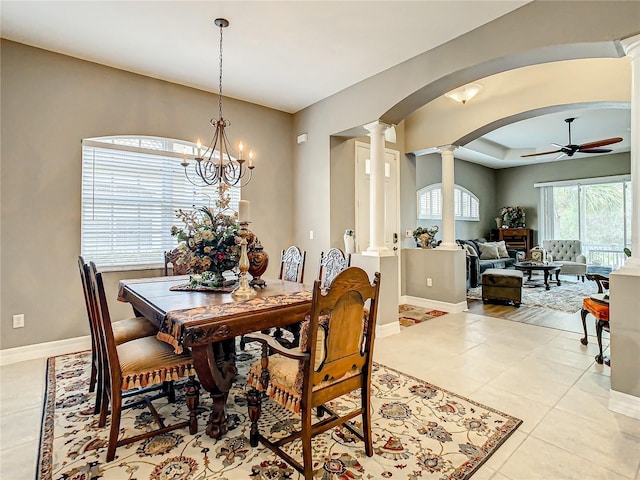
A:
437 144 457 154
363 120 391 135
621 34 640 57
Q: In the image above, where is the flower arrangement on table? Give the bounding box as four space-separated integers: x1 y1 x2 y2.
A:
170 185 241 287
413 225 439 248
499 206 526 228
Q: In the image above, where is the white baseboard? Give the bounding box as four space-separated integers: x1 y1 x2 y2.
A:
0 336 91 366
376 320 401 338
609 389 640 420
401 295 467 313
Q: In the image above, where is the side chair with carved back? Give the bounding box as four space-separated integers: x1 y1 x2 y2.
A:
244 267 381 479
88 261 200 462
77 256 158 413
164 249 188 276
318 247 351 289
580 273 611 365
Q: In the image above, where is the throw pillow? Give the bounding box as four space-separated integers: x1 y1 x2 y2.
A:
482 241 509 258
463 244 477 257
479 243 500 260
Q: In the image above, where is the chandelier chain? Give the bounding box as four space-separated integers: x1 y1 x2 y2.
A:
218 21 224 120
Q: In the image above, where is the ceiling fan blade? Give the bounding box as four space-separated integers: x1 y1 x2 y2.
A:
578 137 623 150
521 149 562 158
554 153 566 161
579 148 613 154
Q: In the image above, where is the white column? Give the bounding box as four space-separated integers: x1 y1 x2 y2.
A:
437 145 458 250
363 121 390 253
621 34 640 271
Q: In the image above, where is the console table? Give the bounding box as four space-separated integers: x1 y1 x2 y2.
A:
491 228 533 254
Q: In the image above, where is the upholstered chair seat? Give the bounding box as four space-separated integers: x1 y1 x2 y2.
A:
112 316 157 345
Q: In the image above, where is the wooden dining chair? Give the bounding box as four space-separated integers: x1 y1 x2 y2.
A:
318 247 351 289
241 245 307 350
88 261 200 462
580 273 611 365
164 248 188 275
244 267 381 479
78 256 157 413
279 245 306 283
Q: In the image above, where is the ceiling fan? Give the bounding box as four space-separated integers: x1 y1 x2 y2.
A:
521 117 623 159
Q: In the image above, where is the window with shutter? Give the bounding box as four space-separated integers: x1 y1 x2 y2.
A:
81 135 240 269
417 183 479 221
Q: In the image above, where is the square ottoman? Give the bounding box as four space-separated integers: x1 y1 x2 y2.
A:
482 268 523 307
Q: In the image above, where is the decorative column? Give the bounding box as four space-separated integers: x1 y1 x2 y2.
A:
621 34 640 271
363 121 390 253
436 145 458 250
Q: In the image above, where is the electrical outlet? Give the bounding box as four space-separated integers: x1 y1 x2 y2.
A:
426 278 433 287
405 230 412 238
13 313 25 328
309 230 314 240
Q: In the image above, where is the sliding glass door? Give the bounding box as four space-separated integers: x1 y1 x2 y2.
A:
539 175 631 270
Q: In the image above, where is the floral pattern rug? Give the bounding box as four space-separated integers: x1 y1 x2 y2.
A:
398 305 448 327
467 277 598 313
38 348 521 480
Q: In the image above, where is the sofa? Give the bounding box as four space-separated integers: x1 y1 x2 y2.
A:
542 239 587 280
457 238 517 288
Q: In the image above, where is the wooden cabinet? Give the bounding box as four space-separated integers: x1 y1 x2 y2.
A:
490 228 533 253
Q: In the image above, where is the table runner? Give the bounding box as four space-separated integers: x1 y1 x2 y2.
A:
158 290 313 353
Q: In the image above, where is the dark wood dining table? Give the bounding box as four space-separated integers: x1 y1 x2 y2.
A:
118 275 312 439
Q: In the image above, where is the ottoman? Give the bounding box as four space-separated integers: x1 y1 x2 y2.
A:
482 268 523 307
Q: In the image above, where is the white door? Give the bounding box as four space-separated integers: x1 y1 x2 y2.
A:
354 141 400 254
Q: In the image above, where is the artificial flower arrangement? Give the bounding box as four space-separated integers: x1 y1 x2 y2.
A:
499 206 526 228
413 225 439 248
170 185 241 286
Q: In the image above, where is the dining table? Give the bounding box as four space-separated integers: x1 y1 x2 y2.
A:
117 275 312 439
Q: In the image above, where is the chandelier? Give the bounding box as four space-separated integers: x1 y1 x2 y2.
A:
182 18 255 187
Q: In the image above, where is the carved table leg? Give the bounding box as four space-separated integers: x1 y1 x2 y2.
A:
543 270 551 290
189 339 237 439
555 270 561 286
247 387 262 447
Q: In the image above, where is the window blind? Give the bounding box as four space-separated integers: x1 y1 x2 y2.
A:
81 137 240 268
417 183 479 221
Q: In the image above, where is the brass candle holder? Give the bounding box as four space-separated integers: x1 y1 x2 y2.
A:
232 222 257 300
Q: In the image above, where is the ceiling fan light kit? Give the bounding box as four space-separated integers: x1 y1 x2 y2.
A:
521 117 623 159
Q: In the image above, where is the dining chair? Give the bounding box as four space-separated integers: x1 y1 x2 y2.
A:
164 248 188 275
318 247 351 289
240 245 307 350
88 261 200 462
580 273 611 365
279 245 306 283
244 267 381 479
78 256 158 413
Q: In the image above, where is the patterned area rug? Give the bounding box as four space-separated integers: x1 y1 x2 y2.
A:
38 349 521 480
398 304 448 327
467 277 598 313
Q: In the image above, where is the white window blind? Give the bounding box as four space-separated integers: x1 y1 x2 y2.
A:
417 183 479 221
81 136 240 268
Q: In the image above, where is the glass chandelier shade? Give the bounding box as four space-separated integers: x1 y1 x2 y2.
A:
182 18 255 188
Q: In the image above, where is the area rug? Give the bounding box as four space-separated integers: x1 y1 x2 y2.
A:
467 277 598 313
399 304 448 327
38 349 521 480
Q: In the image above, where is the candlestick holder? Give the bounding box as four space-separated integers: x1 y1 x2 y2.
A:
232 222 257 300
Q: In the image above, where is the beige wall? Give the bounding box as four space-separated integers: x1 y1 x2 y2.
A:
0 40 294 349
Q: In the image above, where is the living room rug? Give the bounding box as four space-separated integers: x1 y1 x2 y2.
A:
467 277 598 313
399 304 448 327
38 349 521 480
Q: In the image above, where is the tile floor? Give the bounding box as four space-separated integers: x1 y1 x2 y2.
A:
1 311 639 479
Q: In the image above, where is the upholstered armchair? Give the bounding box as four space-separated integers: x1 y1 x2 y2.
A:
542 240 587 280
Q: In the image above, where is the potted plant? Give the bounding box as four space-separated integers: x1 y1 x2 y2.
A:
413 226 439 248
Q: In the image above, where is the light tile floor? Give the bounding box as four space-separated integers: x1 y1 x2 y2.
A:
2 311 639 479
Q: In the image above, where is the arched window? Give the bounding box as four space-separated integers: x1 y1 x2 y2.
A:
417 183 479 221
81 135 240 268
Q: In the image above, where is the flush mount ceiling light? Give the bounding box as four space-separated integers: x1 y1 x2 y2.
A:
444 83 484 105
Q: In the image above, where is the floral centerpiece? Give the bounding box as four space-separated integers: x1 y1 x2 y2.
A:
413 225 439 248
170 185 241 287
499 206 525 228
